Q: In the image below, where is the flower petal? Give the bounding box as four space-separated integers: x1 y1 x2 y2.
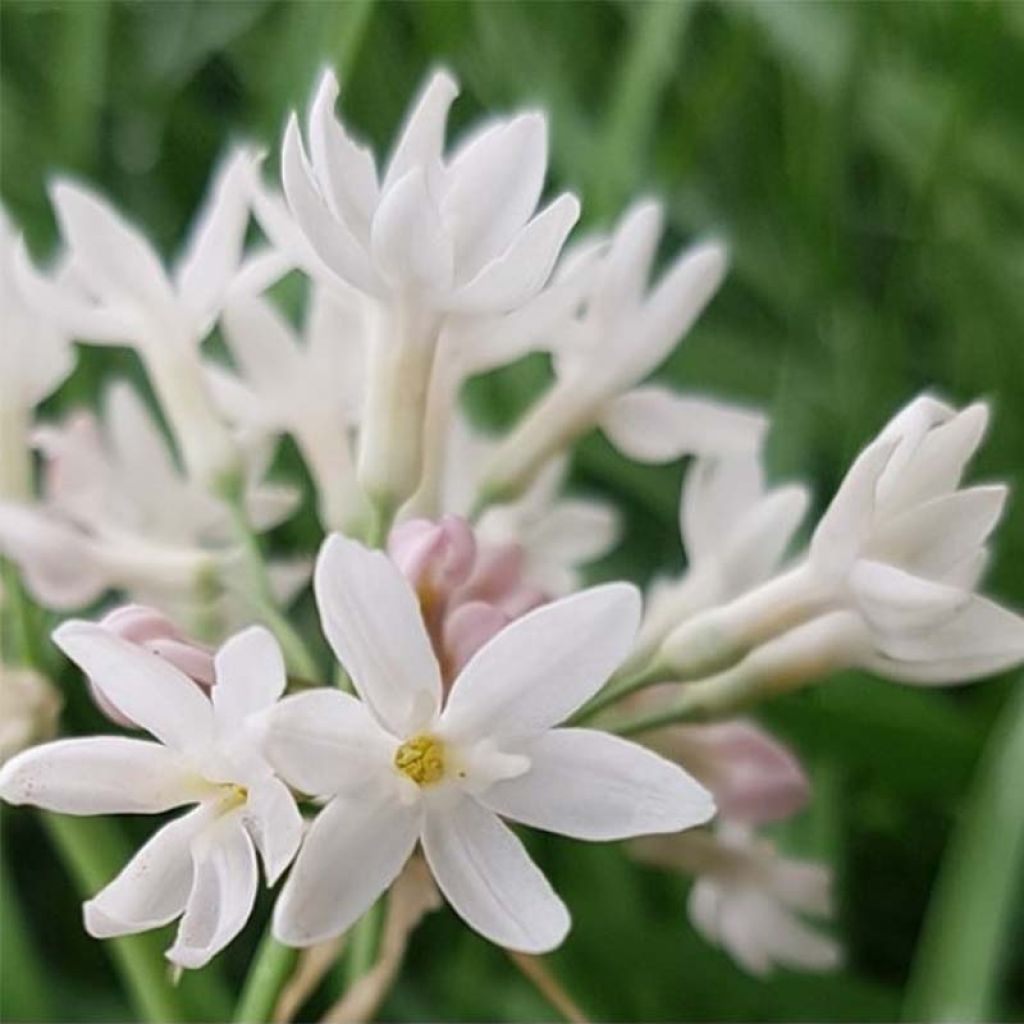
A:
242 777 303 886
370 168 453 292
421 796 569 952
600 387 767 464
273 790 420 946
212 626 287 734
480 727 714 840
314 534 442 735
53 621 214 751
441 583 640 742
0 737 199 814
264 688 395 798
850 560 969 633
85 804 213 938
382 69 459 194
221 295 301 401
166 812 258 969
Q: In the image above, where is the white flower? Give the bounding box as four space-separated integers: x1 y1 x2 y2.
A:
0 624 303 969
265 534 713 952
636 822 840 976
14 149 285 489
440 413 619 596
631 453 808 669
0 665 62 763
0 208 75 499
661 394 1024 688
209 286 369 533
263 68 579 510
0 383 298 617
480 201 767 502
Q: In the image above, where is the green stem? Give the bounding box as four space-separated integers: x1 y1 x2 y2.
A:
224 496 318 679
344 899 384 987
0 852 54 1021
233 931 298 1024
903 678 1024 1022
41 814 186 1023
570 661 669 725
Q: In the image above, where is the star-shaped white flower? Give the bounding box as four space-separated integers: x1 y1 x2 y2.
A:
266 534 713 952
0 624 303 969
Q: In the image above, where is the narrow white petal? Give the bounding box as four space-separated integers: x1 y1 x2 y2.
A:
681 454 768 564
370 168 453 292
421 796 569 952
383 69 459 194
480 728 714 840
0 737 200 814
53 621 214 751
308 69 379 238
281 116 380 296
212 626 286 734
528 498 619 569
442 112 547 270
85 805 212 938
600 387 767 464
166 812 258 969
273 791 420 946
446 193 579 314
242 777 303 885
264 688 395 797
441 583 640 742
625 240 727 381
314 534 441 735
850 560 969 633
590 200 663 322
50 180 174 308
221 296 301 399
174 147 253 317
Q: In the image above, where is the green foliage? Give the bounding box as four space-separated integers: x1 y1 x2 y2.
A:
1 1 1022 1020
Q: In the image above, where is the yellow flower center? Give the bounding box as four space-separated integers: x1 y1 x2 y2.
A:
219 783 249 810
394 733 446 786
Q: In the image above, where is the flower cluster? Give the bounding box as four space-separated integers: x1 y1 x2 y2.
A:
1 66 1022 1000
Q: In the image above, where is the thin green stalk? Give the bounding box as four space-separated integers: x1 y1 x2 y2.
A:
903 677 1024 1022
570 661 669 725
224 496 318 679
344 899 385 987
233 931 298 1024
41 814 186 1023
0 852 54 1021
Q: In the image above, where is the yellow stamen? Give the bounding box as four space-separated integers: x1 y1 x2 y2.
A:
220 783 249 810
394 734 446 786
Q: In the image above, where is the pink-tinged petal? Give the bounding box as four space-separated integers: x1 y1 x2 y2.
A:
441 583 640 742
443 601 509 676
166 812 258 969
388 516 477 595
0 737 201 814
480 727 714 840
53 621 215 752
85 804 214 938
273 790 420 947
421 796 569 953
314 534 442 735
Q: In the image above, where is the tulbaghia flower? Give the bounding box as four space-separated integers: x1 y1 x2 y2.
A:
0 666 62 763
0 383 298 616
266 68 579 510
480 201 767 503
265 534 713 952
0 624 303 968
661 395 1024 687
14 149 284 488
636 822 840 976
629 453 808 670
0 208 75 500
209 287 370 533
87 605 215 728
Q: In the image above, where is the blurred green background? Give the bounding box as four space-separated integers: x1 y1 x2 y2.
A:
2 1 1023 1021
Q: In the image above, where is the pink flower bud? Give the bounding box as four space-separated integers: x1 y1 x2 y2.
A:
652 719 810 825
443 601 510 676
89 605 215 727
389 516 477 603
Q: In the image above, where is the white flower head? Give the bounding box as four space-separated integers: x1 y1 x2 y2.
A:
480 201 767 502
266 534 713 952
0 624 303 969
273 68 579 313
0 383 298 614
14 148 285 488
